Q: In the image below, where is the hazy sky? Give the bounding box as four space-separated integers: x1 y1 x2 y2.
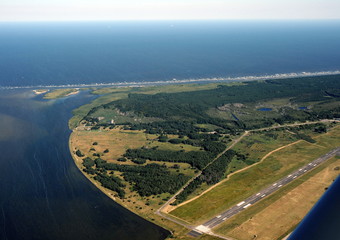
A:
1 0 340 21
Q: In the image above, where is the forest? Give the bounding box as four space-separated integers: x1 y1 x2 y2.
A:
75 74 340 202
82 157 191 197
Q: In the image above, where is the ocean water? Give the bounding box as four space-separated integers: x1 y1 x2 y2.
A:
1 20 340 87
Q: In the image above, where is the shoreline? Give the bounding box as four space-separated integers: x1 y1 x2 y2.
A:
68 132 175 239
33 89 49 95
2 70 340 90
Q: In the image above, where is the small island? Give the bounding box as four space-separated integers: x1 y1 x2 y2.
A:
69 74 340 240
44 88 79 99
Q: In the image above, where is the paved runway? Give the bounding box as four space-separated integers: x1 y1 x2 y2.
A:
189 147 340 237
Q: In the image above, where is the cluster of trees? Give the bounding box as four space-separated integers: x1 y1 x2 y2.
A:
94 173 125 198
82 157 190 198
124 148 215 170
174 150 236 204
75 150 84 157
123 164 190 196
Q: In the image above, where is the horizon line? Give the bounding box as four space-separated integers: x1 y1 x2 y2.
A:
1 18 340 23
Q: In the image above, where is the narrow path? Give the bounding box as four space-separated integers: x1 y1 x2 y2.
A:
156 119 339 239
168 119 337 211
173 140 302 210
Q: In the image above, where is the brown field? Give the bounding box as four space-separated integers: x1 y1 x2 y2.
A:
215 156 340 240
70 127 151 161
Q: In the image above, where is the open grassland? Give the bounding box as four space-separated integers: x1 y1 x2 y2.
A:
70 127 200 163
215 155 340 240
170 125 340 224
69 92 130 129
44 88 79 99
70 127 150 161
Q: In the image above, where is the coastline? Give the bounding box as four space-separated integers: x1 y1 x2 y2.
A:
68 132 178 239
3 70 340 90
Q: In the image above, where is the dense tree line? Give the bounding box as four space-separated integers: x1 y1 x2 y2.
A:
124 148 215 170
123 139 225 170
123 164 190 196
200 150 236 185
174 150 236 204
294 133 316 143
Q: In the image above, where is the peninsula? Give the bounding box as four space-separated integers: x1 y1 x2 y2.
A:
68 75 340 240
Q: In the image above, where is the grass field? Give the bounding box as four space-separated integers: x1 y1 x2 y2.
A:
215 155 340 240
173 130 303 205
170 125 340 224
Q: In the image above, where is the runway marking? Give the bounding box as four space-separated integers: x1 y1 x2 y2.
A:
243 203 251 209
195 225 211 233
189 148 340 234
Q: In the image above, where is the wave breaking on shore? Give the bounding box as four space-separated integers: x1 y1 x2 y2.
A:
1 70 340 90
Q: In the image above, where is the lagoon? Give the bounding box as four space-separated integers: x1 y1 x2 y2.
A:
0 89 169 240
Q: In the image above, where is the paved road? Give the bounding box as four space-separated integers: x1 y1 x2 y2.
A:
189 147 340 237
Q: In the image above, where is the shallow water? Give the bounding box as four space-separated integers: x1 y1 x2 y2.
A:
0 89 169 240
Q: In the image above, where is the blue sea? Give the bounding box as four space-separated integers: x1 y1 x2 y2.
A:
1 20 340 87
